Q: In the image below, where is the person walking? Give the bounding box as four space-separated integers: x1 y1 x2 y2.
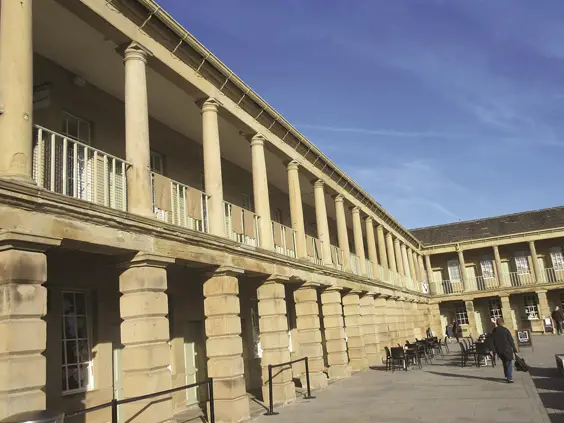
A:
551 306 564 335
453 319 462 342
491 318 517 383
445 323 452 342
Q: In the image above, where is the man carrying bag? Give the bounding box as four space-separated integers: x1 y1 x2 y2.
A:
491 318 518 383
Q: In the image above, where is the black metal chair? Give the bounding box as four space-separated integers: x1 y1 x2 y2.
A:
384 346 392 371
405 343 422 369
474 342 495 367
458 342 473 367
443 336 450 353
432 338 444 357
390 347 408 372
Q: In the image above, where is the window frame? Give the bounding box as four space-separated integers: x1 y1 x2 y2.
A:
62 111 92 145
550 247 564 271
488 298 503 321
514 252 530 275
455 302 469 325
480 258 495 280
447 259 461 282
150 149 165 175
61 290 94 395
523 294 539 320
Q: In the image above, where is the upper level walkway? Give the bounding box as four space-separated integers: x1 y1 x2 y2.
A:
250 336 560 423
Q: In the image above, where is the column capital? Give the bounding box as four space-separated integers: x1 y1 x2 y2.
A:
365 216 374 224
119 252 175 270
535 289 547 295
385 232 393 239
324 285 345 292
313 179 325 188
333 194 344 203
265 274 290 283
250 133 266 147
121 41 152 63
286 159 300 171
0 230 61 252
351 206 361 215
196 97 222 112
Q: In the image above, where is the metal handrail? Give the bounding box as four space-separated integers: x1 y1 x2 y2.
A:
66 378 214 423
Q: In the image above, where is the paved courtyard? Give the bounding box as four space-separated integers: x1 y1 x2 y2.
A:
250 335 563 423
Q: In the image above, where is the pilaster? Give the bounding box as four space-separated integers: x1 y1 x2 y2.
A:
536 290 550 320
203 267 250 423
385 233 397 274
119 252 175 423
529 241 543 283
428 303 442 339
373 296 389 357
365 217 379 278
359 294 379 366
376 225 389 273
250 134 274 250
0 231 60 419
343 291 368 371
320 286 351 380
457 250 467 291
499 295 516 334
293 283 328 390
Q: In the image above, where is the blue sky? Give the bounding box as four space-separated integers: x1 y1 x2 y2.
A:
158 0 564 229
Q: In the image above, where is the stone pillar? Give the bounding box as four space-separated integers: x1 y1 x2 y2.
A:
417 255 426 282
119 253 175 423
313 180 332 266
529 241 543 283
493 245 508 287
0 232 60 418
401 244 411 287
428 303 442 338
376 225 389 271
386 233 397 273
334 195 350 270
203 267 249 423
536 290 550 320
464 300 478 338
257 277 295 406
386 298 398 345
424 255 433 286
499 295 516 337
294 283 327 390
0 0 33 181
374 296 388 357
458 250 467 290
360 294 379 367
394 239 404 274
320 287 351 380
124 43 153 217
250 134 274 249
343 291 368 371
200 98 225 237
407 249 417 284
287 161 306 258
351 207 367 275
365 217 379 278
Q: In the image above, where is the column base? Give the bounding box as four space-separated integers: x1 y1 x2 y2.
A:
300 371 328 391
261 381 296 407
213 395 250 423
328 364 352 380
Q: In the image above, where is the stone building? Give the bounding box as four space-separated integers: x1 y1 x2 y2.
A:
0 1 561 423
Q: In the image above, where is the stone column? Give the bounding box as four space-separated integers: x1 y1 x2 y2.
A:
250 134 274 249
294 283 328 390
458 250 467 290
536 290 550 320
499 295 516 336
200 98 225 237
417 255 426 281
360 294 379 367
407 249 417 284
257 277 295 406
365 217 379 278
386 297 398 345
374 296 388 357
204 267 249 422
376 225 389 271
343 291 368 371
464 300 478 338
0 232 60 418
119 253 175 423
351 207 367 275
493 245 507 287
424 255 433 284
287 161 306 258
334 195 350 270
0 0 33 181
529 241 543 283
394 240 405 289
313 180 333 266
320 286 351 380
428 303 442 338
401 244 411 287
386 233 397 273
124 43 153 217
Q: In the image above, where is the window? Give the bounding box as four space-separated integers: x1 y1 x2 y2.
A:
62 112 92 201
62 291 93 394
455 303 469 325
524 295 539 320
150 150 164 174
550 247 564 270
480 258 495 279
63 112 91 144
514 252 530 274
447 260 461 282
273 208 283 224
488 298 503 321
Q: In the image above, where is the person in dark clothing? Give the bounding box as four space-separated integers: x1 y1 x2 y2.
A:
452 319 462 342
491 318 517 383
552 306 564 335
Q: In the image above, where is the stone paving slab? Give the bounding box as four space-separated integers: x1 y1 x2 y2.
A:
251 337 562 423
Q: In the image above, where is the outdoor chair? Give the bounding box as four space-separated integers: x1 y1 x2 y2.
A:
458 342 475 367
474 342 495 368
443 336 450 353
432 338 444 357
416 341 431 365
405 343 422 369
390 347 408 372
384 346 392 371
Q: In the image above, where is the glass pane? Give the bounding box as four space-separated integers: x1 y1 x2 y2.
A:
66 118 79 139
75 293 86 315
65 341 78 365
67 365 79 390
63 293 75 315
64 316 77 338
79 364 90 388
78 120 90 143
77 339 90 362
76 317 88 339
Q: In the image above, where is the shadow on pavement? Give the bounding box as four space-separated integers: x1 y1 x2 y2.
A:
428 370 507 383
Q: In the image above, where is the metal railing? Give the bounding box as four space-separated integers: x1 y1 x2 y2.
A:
350 253 361 275
66 378 214 423
265 357 314 416
544 267 564 284
306 235 323 265
272 222 297 258
152 173 209 233
503 271 535 287
429 279 464 295
465 275 499 291
224 202 260 247
329 244 344 271
32 125 129 211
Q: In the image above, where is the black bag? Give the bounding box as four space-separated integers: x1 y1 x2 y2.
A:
515 354 529 372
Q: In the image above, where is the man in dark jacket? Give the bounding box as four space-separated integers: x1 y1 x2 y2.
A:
552 306 564 335
492 318 517 383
